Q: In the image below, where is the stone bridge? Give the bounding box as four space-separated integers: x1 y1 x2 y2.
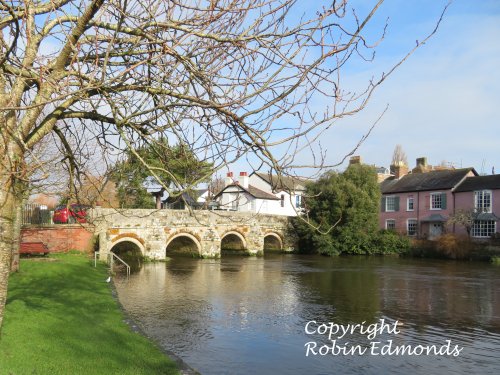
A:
91 208 296 260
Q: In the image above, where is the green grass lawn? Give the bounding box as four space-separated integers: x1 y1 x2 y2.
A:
0 253 180 375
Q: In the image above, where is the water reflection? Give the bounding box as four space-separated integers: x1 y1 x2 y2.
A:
114 254 500 375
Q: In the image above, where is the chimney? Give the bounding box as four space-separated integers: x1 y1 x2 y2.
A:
349 156 362 165
392 164 408 179
225 172 234 187
416 157 427 168
239 172 249 189
412 157 429 173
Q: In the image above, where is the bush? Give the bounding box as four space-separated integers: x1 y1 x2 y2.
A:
407 234 486 260
374 230 411 254
435 234 475 259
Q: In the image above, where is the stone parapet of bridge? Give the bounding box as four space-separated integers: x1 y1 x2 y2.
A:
89 208 296 260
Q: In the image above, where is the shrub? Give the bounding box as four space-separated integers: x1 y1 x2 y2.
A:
435 234 474 259
374 230 411 254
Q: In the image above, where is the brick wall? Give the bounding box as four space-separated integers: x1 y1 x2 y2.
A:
21 225 95 253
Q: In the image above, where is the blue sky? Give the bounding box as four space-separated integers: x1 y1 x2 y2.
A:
321 0 500 174
234 0 500 177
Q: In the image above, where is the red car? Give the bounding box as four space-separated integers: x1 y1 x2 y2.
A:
53 204 89 224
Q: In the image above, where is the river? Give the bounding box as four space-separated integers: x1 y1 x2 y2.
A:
113 254 500 375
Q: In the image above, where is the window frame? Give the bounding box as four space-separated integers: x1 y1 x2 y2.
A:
407 196 414 211
407 219 418 236
430 192 444 210
474 190 492 213
295 195 302 208
385 196 397 212
385 219 396 230
471 220 496 238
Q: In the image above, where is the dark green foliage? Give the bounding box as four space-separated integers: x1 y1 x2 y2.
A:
111 139 213 208
373 230 411 254
295 164 409 255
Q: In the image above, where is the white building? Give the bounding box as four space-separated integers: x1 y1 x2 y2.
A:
214 171 308 216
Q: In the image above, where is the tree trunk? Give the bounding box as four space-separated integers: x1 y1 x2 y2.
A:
0 171 16 330
0 139 21 330
10 197 23 272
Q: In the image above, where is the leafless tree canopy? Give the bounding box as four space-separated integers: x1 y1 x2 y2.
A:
391 144 408 166
0 0 447 327
1 0 446 184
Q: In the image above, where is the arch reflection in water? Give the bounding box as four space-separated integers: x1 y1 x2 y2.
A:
113 255 500 375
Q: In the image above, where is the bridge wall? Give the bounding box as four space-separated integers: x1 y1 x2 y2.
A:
90 208 295 260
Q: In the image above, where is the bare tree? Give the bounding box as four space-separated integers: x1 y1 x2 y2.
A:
0 0 447 328
208 175 226 197
391 144 408 166
447 209 480 239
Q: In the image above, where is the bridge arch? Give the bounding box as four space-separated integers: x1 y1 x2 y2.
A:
220 231 247 254
263 232 283 252
166 232 202 256
110 236 145 256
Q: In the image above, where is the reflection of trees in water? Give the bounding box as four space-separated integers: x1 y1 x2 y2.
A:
295 256 380 324
376 260 500 332
115 255 500 360
115 261 214 353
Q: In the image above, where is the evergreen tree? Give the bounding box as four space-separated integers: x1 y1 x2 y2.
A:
112 140 213 208
296 164 409 255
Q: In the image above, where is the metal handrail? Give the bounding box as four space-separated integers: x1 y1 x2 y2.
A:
109 251 131 277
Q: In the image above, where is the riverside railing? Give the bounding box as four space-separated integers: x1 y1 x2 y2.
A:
108 251 131 277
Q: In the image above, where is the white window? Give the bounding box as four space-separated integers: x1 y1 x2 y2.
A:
230 193 239 210
407 219 418 236
474 190 492 213
430 193 445 210
386 219 396 230
295 195 302 208
407 197 414 211
385 196 397 212
472 220 496 238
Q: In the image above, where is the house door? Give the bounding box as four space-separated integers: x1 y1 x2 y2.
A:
429 223 443 239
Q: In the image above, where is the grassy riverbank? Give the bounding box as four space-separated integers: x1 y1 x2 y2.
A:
0 253 179 375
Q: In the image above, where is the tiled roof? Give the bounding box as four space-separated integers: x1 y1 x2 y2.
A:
381 168 476 194
215 184 280 200
251 172 309 191
454 175 500 192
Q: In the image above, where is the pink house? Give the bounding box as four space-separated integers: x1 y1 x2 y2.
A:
453 175 500 238
380 166 477 239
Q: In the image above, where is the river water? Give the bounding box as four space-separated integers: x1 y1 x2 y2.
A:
113 254 500 375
